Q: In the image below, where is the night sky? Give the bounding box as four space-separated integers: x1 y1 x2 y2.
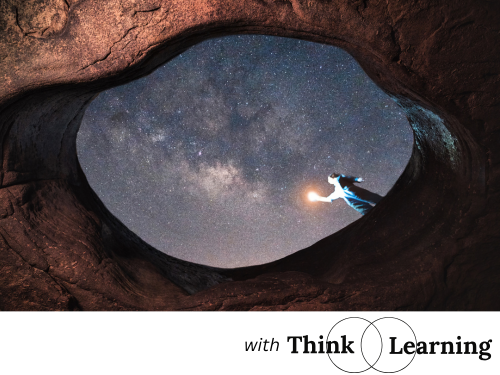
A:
77 35 413 268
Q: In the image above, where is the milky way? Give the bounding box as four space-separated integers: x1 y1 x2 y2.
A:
77 35 413 268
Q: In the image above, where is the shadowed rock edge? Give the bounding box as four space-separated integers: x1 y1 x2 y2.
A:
0 0 499 310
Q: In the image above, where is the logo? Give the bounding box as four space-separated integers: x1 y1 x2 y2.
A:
246 316 493 371
327 317 416 373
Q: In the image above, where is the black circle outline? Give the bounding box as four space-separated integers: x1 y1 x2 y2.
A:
327 317 383 373
360 321 384 370
327 317 418 373
361 317 418 374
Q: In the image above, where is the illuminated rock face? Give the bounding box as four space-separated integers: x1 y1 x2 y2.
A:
0 0 498 310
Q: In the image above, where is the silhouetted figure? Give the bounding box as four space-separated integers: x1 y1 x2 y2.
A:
312 173 383 215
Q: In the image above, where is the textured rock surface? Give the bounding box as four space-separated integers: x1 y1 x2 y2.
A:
0 0 499 310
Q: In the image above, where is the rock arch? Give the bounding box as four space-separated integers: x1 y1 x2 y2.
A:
0 0 498 310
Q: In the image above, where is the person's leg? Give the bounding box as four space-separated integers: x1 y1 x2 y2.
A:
344 197 374 215
348 185 383 205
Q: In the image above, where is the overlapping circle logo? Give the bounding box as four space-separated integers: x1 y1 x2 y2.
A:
327 317 417 373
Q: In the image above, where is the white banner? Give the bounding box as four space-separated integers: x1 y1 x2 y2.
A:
0 312 498 374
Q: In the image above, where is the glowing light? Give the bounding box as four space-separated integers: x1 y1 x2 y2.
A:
308 191 319 202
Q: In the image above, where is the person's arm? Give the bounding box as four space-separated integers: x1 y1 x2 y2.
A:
339 174 363 183
315 192 340 202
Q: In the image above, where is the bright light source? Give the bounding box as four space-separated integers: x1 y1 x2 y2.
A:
308 191 319 202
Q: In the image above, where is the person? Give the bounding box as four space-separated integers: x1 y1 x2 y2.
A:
311 173 383 215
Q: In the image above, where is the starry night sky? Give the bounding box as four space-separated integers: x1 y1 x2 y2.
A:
77 35 413 268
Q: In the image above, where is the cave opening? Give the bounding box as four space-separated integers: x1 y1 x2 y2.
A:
77 35 413 268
